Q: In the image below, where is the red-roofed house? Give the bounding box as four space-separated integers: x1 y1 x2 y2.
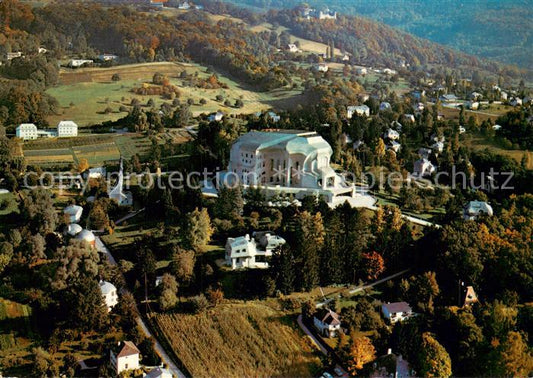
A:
110 341 140 375
313 308 341 337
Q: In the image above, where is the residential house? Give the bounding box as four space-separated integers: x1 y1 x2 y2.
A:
413 102 425 113
356 67 368 76
6 51 23 60
403 114 415 123
463 201 493 220
391 120 402 131
370 349 412 378
459 126 466 134
470 92 483 101
465 101 479 110
146 367 173 378
384 128 400 141
347 105 370 118
64 204 83 223
510 97 522 107
383 68 397 75
225 232 286 269
97 53 118 62
440 94 458 103
381 302 413 324
110 341 140 375
287 44 299 53
412 158 435 178
68 59 93 68
99 280 118 312
316 63 329 72
492 124 502 131
313 308 341 337
379 102 392 111
208 111 224 122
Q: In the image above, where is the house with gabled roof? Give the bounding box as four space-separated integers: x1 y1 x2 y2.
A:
110 341 140 375
381 302 413 324
313 308 341 337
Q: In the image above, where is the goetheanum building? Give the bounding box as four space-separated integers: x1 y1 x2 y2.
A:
223 130 357 202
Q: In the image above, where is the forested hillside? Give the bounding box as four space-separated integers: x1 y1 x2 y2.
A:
223 0 533 68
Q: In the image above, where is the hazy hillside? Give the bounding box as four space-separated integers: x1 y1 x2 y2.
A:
223 0 533 68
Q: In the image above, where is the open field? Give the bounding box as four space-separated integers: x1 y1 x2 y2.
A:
48 62 304 126
463 133 533 169
0 298 33 352
153 302 321 377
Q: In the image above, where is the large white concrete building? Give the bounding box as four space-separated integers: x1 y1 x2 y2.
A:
225 130 355 201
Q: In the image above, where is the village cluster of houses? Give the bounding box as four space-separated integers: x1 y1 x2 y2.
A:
16 121 78 140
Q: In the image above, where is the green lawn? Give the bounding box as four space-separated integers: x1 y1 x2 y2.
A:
47 62 303 127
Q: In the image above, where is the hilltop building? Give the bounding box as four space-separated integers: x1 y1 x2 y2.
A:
224 130 357 202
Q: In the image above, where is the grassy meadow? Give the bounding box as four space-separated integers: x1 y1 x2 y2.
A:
47 62 304 127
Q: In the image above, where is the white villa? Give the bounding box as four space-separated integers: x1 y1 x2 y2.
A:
110 341 140 375
63 204 83 223
403 114 415 123
99 280 118 312
68 59 93 68
316 63 329 72
381 302 413 324
76 229 96 248
225 232 286 269
313 308 341 337
463 201 493 220
412 158 435 178
287 43 299 53
224 130 357 202
347 105 370 119
16 121 78 140
208 111 224 122
384 128 400 141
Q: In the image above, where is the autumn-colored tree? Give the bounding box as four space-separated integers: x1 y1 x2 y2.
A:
361 251 385 280
171 248 196 284
417 332 452 378
493 331 533 377
184 208 214 252
77 158 89 173
347 335 376 375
